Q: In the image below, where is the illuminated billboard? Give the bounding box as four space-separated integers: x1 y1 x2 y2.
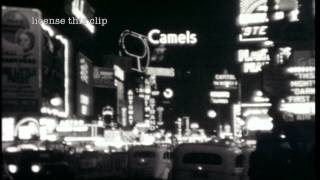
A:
2 7 42 115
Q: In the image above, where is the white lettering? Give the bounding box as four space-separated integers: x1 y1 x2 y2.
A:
291 88 315 95
210 91 230 98
290 80 315 87
211 98 229 104
241 25 268 37
148 29 197 45
215 74 236 80
148 29 161 45
287 66 315 73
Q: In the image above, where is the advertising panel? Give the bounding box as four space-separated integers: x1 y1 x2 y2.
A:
2 7 42 115
93 66 114 88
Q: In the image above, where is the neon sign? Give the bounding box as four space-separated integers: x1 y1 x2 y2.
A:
238 48 270 73
238 0 269 42
148 29 197 45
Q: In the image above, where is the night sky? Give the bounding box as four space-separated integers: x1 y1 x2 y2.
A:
3 0 240 127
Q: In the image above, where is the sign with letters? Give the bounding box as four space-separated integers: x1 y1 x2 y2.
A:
77 52 93 117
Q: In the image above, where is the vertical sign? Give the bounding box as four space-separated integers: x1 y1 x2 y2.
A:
2 7 42 115
77 52 93 117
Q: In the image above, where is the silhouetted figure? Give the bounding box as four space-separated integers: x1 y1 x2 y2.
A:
249 133 293 180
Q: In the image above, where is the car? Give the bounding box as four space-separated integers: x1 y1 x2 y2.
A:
170 143 246 180
127 145 172 180
3 150 75 180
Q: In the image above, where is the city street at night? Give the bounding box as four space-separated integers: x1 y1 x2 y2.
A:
1 0 315 180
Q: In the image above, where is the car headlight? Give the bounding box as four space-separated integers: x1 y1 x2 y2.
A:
31 164 41 173
8 164 18 174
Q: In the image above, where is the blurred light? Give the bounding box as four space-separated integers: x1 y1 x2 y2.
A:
239 35 268 42
39 147 46 151
246 117 273 131
197 166 203 171
255 90 263 97
50 96 63 106
207 110 217 118
8 164 18 174
114 65 125 81
287 66 315 73
31 164 41 173
41 23 55 37
263 40 274 47
80 94 89 105
272 11 285 20
243 109 268 117
64 136 104 142
19 144 38 151
71 0 95 33
241 103 271 107
238 13 268 25
211 98 229 104
280 102 315 114
163 88 174 99
288 9 300 22
253 96 270 103
127 89 134 96
139 158 146 164
280 134 286 139
2 117 15 141
47 135 57 142
190 123 199 130
210 91 230 98
6 147 20 153
98 120 104 127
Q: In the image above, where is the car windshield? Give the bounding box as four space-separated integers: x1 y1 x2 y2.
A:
134 151 156 158
182 152 223 165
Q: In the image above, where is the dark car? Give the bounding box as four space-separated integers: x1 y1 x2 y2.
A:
3 150 75 180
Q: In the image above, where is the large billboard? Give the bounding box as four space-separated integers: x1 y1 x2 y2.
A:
2 6 42 115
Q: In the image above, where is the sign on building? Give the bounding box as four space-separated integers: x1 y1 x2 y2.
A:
2 6 42 115
77 52 93 117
